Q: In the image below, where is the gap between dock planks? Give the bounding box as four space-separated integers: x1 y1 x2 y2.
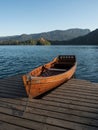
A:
0 75 98 130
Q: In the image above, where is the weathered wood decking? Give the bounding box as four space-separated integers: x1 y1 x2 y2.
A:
0 75 98 130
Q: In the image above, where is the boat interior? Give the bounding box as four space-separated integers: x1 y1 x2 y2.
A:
40 55 76 77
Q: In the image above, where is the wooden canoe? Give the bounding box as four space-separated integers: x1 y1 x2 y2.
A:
23 55 77 98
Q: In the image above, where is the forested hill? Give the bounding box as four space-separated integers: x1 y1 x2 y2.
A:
0 28 98 45
65 29 98 45
50 29 98 45
0 28 90 42
0 38 51 45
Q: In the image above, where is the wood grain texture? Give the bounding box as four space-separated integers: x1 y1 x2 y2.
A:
0 75 98 130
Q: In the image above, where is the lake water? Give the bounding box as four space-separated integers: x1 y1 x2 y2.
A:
0 45 98 83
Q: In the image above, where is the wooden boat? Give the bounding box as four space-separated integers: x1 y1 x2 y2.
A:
23 55 77 98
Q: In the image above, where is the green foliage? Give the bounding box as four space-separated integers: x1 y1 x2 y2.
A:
36 38 51 45
0 38 51 45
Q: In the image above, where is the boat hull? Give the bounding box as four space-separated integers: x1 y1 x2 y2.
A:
23 57 77 98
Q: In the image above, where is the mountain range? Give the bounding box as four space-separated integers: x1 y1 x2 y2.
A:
50 29 98 45
0 28 90 42
0 28 98 45
67 29 98 45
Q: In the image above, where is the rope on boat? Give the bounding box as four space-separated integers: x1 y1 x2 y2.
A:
23 73 32 114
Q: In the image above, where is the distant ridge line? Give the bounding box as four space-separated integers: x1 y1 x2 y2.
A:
0 28 90 41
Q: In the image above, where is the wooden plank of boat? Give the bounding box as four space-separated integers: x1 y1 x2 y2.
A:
23 55 77 98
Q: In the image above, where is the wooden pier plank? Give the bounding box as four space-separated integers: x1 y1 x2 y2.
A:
0 75 98 130
0 120 31 130
1 99 98 127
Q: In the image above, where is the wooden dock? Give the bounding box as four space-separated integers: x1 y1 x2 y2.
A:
0 75 98 130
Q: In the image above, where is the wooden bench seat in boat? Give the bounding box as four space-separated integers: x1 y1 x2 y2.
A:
48 68 66 71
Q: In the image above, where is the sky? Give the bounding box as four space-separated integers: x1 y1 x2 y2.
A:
0 0 98 36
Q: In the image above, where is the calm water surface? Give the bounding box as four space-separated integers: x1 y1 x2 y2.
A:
0 45 98 83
